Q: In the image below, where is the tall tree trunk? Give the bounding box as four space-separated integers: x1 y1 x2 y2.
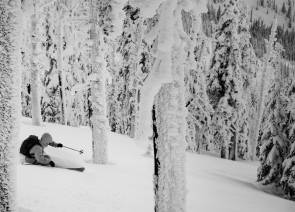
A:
90 0 108 164
154 81 186 212
0 0 21 211
30 0 42 126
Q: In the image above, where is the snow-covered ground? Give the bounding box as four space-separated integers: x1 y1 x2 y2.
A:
18 118 295 212
238 0 294 30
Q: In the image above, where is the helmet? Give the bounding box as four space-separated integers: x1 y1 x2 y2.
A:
40 133 53 147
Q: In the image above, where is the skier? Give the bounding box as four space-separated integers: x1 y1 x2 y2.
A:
20 133 63 167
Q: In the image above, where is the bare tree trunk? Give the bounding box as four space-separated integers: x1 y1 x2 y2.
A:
30 0 42 126
0 0 21 211
90 0 108 164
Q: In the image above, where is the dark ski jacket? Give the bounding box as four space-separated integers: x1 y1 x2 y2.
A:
20 135 58 165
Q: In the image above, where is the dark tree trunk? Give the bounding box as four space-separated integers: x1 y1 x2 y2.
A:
152 104 159 212
229 127 236 160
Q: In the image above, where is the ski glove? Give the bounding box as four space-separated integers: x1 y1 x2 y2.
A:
49 161 55 167
57 143 63 148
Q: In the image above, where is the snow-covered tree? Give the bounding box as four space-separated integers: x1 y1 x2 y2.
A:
238 2 257 159
20 0 68 126
153 81 187 212
257 62 295 199
131 0 207 211
21 0 53 126
281 81 295 200
185 33 213 153
257 69 289 187
29 0 42 126
89 0 126 164
40 7 63 123
282 142 295 199
109 3 142 137
55 0 68 125
207 0 243 160
239 3 256 92
253 19 278 160
0 0 21 211
89 0 110 164
58 0 91 127
256 18 293 196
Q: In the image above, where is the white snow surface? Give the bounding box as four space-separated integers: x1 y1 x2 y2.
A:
18 118 295 212
45 148 84 169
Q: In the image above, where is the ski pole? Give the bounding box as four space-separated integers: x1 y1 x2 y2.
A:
63 145 84 154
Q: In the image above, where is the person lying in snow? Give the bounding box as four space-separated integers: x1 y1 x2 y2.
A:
20 133 63 167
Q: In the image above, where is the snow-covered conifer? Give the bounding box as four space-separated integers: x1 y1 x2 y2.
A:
60 1 91 127
40 8 63 124
207 0 243 160
253 19 279 160
280 81 295 200
281 137 295 199
55 1 68 125
185 34 213 153
257 71 289 187
110 3 142 137
257 21 289 192
238 2 257 159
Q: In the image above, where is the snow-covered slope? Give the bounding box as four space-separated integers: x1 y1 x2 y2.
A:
18 118 295 212
244 0 295 29
210 0 295 30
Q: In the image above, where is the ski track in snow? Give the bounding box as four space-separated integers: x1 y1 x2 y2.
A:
18 118 295 212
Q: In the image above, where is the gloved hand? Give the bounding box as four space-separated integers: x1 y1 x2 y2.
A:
49 161 55 167
57 143 63 148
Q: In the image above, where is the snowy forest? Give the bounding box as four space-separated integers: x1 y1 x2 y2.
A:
1 0 295 211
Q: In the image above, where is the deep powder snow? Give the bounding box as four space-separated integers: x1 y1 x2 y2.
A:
18 118 295 212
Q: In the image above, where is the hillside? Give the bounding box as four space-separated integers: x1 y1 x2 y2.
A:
209 0 295 29
206 0 295 59
18 118 295 212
